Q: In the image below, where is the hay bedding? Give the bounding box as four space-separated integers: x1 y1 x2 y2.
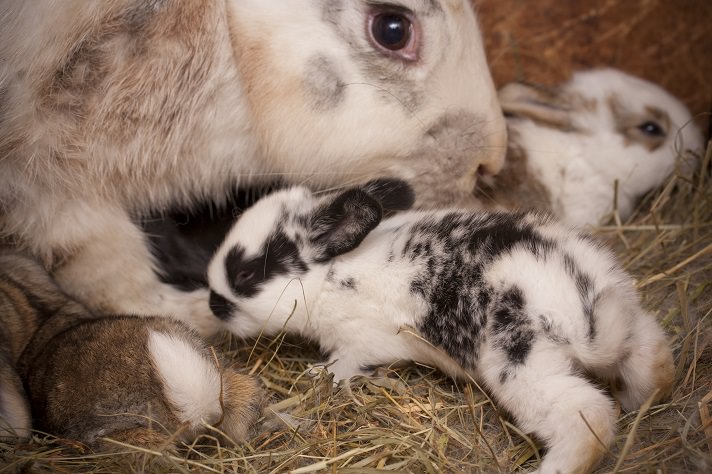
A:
3 0 711 468
1 143 710 472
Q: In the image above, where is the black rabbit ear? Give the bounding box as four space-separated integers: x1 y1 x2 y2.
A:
309 189 383 262
361 178 415 214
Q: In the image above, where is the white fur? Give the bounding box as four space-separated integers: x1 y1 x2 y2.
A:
207 183 674 473
492 69 705 227
148 331 222 432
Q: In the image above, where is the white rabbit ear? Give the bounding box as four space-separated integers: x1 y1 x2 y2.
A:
310 189 383 262
498 82 575 131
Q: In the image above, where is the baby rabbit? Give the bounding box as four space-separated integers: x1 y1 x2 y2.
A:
0 0 506 335
475 68 705 227
207 179 674 474
0 249 262 449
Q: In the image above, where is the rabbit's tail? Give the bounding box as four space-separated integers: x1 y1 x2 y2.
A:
148 330 263 442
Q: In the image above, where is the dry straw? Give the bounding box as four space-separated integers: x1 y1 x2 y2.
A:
2 142 711 473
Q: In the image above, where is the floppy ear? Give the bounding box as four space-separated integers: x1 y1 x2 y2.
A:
310 189 383 262
361 178 415 214
498 82 574 131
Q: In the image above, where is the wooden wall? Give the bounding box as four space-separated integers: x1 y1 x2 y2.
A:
474 0 712 134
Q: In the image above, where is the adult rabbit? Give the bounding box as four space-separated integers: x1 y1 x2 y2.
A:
0 0 506 335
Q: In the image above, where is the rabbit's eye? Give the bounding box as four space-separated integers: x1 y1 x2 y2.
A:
637 121 665 137
372 14 410 50
368 10 418 61
235 270 255 284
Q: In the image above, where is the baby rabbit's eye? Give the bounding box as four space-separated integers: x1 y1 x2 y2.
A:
368 10 419 61
637 121 665 137
235 270 255 284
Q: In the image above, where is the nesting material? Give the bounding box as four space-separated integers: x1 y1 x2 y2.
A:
2 141 709 474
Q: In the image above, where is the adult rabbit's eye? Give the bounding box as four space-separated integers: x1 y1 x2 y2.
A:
637 121 665 137
368 11 419 61
372 14 410 50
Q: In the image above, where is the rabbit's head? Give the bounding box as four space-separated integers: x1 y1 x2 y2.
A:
498 68 705 225
207 178 414 336
227 0 507 206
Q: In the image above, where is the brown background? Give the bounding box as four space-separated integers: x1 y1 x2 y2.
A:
474 0 712 135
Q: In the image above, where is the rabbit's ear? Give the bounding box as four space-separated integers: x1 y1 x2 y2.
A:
498 83 575 131
361 178 415 214
309 189 383 262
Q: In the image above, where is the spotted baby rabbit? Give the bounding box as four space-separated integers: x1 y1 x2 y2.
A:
0 0 506 336
475 68 705 227
207 179 674 474
0 249 262 449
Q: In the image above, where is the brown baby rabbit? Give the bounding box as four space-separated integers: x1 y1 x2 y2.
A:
0 249 263 449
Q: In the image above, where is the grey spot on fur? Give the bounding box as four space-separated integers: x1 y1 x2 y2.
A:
475 130 554 213
422 0 445 14
123 0 167 33
340 277 356 290
322 0 345 26
562 253 598 341
538 314 570 345
348 0 449 112
401 111 499 207
303 55 346 111
320 1 432 114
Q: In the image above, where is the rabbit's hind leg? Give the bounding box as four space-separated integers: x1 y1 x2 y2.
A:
480 344 616 474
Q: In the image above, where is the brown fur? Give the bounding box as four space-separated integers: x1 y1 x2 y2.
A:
651 338 676 402
22 316 262 448
609 95 670 152
474 130 553 212
0 249 263 448
577 412 615 474
497 82 578 132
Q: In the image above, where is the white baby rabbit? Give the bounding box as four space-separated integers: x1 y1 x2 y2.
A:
207 179 674 474
0 0 506 335
476 68 705 227
0 249 262 449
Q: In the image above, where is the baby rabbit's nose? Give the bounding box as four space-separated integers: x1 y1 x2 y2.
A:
209 290 236 321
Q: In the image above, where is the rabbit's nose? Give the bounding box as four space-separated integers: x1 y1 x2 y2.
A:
424 106 507 181
475 122 507 177
477 115 507 175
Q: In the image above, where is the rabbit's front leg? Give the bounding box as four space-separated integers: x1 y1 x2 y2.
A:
52 205 220 336
312 350 373 383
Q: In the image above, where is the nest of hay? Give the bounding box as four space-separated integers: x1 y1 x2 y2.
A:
2 141 711 473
